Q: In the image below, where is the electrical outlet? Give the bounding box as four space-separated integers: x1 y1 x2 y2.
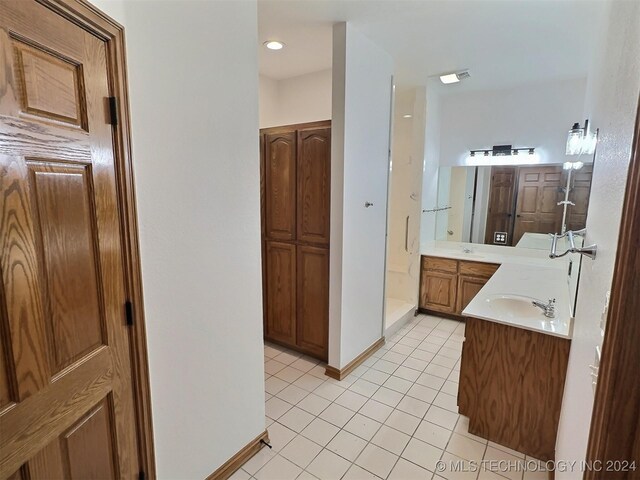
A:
600 291 610 331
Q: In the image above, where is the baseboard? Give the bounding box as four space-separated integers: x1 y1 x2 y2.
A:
325 337 385 381
419 308 464 321
207 430 269 480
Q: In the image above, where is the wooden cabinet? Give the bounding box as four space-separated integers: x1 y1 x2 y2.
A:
420 270 457 314
456 275 487 313
297 246 329 359
458 317 570 461
265 241 296 345
297 128 331 245
419 256 499 317
261 121 331 360
265 132 297 241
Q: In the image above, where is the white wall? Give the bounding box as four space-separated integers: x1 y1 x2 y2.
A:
556 0 640 473
439 78 587 166
89 1 266 478
259 69 332 128
420 83 442 245
258 75 279 129
330 22 393 368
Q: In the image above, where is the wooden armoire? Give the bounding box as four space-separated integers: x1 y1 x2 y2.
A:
260 121 331 361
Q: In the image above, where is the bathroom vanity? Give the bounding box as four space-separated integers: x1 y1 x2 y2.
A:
419 256 500 316
458 262 573 461
419 244 574 461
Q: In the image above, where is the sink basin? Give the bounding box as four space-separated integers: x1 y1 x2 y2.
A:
485 294 546 320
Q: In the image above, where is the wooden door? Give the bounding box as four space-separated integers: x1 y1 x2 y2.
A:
265 132 296 241
419 270 457 314
456 276 488 314
513 166 563 245
297 246 329 361
566 164 593 231
297 128 330 245
484 167 517 245
0 2 138 478
265 241 297 345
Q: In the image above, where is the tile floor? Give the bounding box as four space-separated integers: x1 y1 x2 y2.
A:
236 314 549 480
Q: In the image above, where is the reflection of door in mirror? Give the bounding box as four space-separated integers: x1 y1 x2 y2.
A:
484 167 518 245
513 166 564 245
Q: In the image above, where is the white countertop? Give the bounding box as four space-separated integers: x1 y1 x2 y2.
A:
462 263 572 339
421 240 561 268
421 241 573 339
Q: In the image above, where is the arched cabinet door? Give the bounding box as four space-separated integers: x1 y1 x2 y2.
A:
265 132 297 241
297 128 331 246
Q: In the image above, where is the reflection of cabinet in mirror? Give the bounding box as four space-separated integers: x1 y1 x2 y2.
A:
419 256 499 316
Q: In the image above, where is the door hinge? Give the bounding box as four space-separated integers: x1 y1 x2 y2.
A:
108 96 118 126
125 300 134 326
138 471 146 480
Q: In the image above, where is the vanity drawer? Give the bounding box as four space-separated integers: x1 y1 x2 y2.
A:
422 256 458 274
459 261 500 278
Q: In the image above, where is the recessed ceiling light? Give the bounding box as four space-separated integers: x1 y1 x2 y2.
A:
264 41 285 50
439 70 470 85
403 114 412 118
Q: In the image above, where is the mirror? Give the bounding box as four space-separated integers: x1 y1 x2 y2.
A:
434 162 594 250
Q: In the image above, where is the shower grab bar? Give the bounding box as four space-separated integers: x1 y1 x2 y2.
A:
549 228 597 259
404 216 410 253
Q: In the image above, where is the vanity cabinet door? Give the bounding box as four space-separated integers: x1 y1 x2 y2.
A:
420 270 457 313
456 275 488 314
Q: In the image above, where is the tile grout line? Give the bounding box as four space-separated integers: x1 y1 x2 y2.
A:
258 315 526 480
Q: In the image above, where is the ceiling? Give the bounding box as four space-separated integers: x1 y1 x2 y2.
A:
258 0 605 92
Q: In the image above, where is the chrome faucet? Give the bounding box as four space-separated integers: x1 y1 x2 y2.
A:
532 298 556 318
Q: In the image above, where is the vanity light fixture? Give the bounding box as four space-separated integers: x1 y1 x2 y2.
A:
439 70 470 84
467 145 538 166
264 40 285 50
403 114 413 118
566 119 597 155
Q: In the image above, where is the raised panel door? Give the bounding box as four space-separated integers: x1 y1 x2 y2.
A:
485 167 517 245
265 241 296 345
0 3 137 477
456 275 488 314
296 246 329 360
514 166 563 244
265 132 296 241
420 270 457 314
297 128 330 245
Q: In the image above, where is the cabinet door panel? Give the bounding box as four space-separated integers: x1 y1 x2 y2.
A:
297 246 329 360
420 270 457 313
297 128 330 245
456 275 488 314
265 132 296 241
265 241 296 345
